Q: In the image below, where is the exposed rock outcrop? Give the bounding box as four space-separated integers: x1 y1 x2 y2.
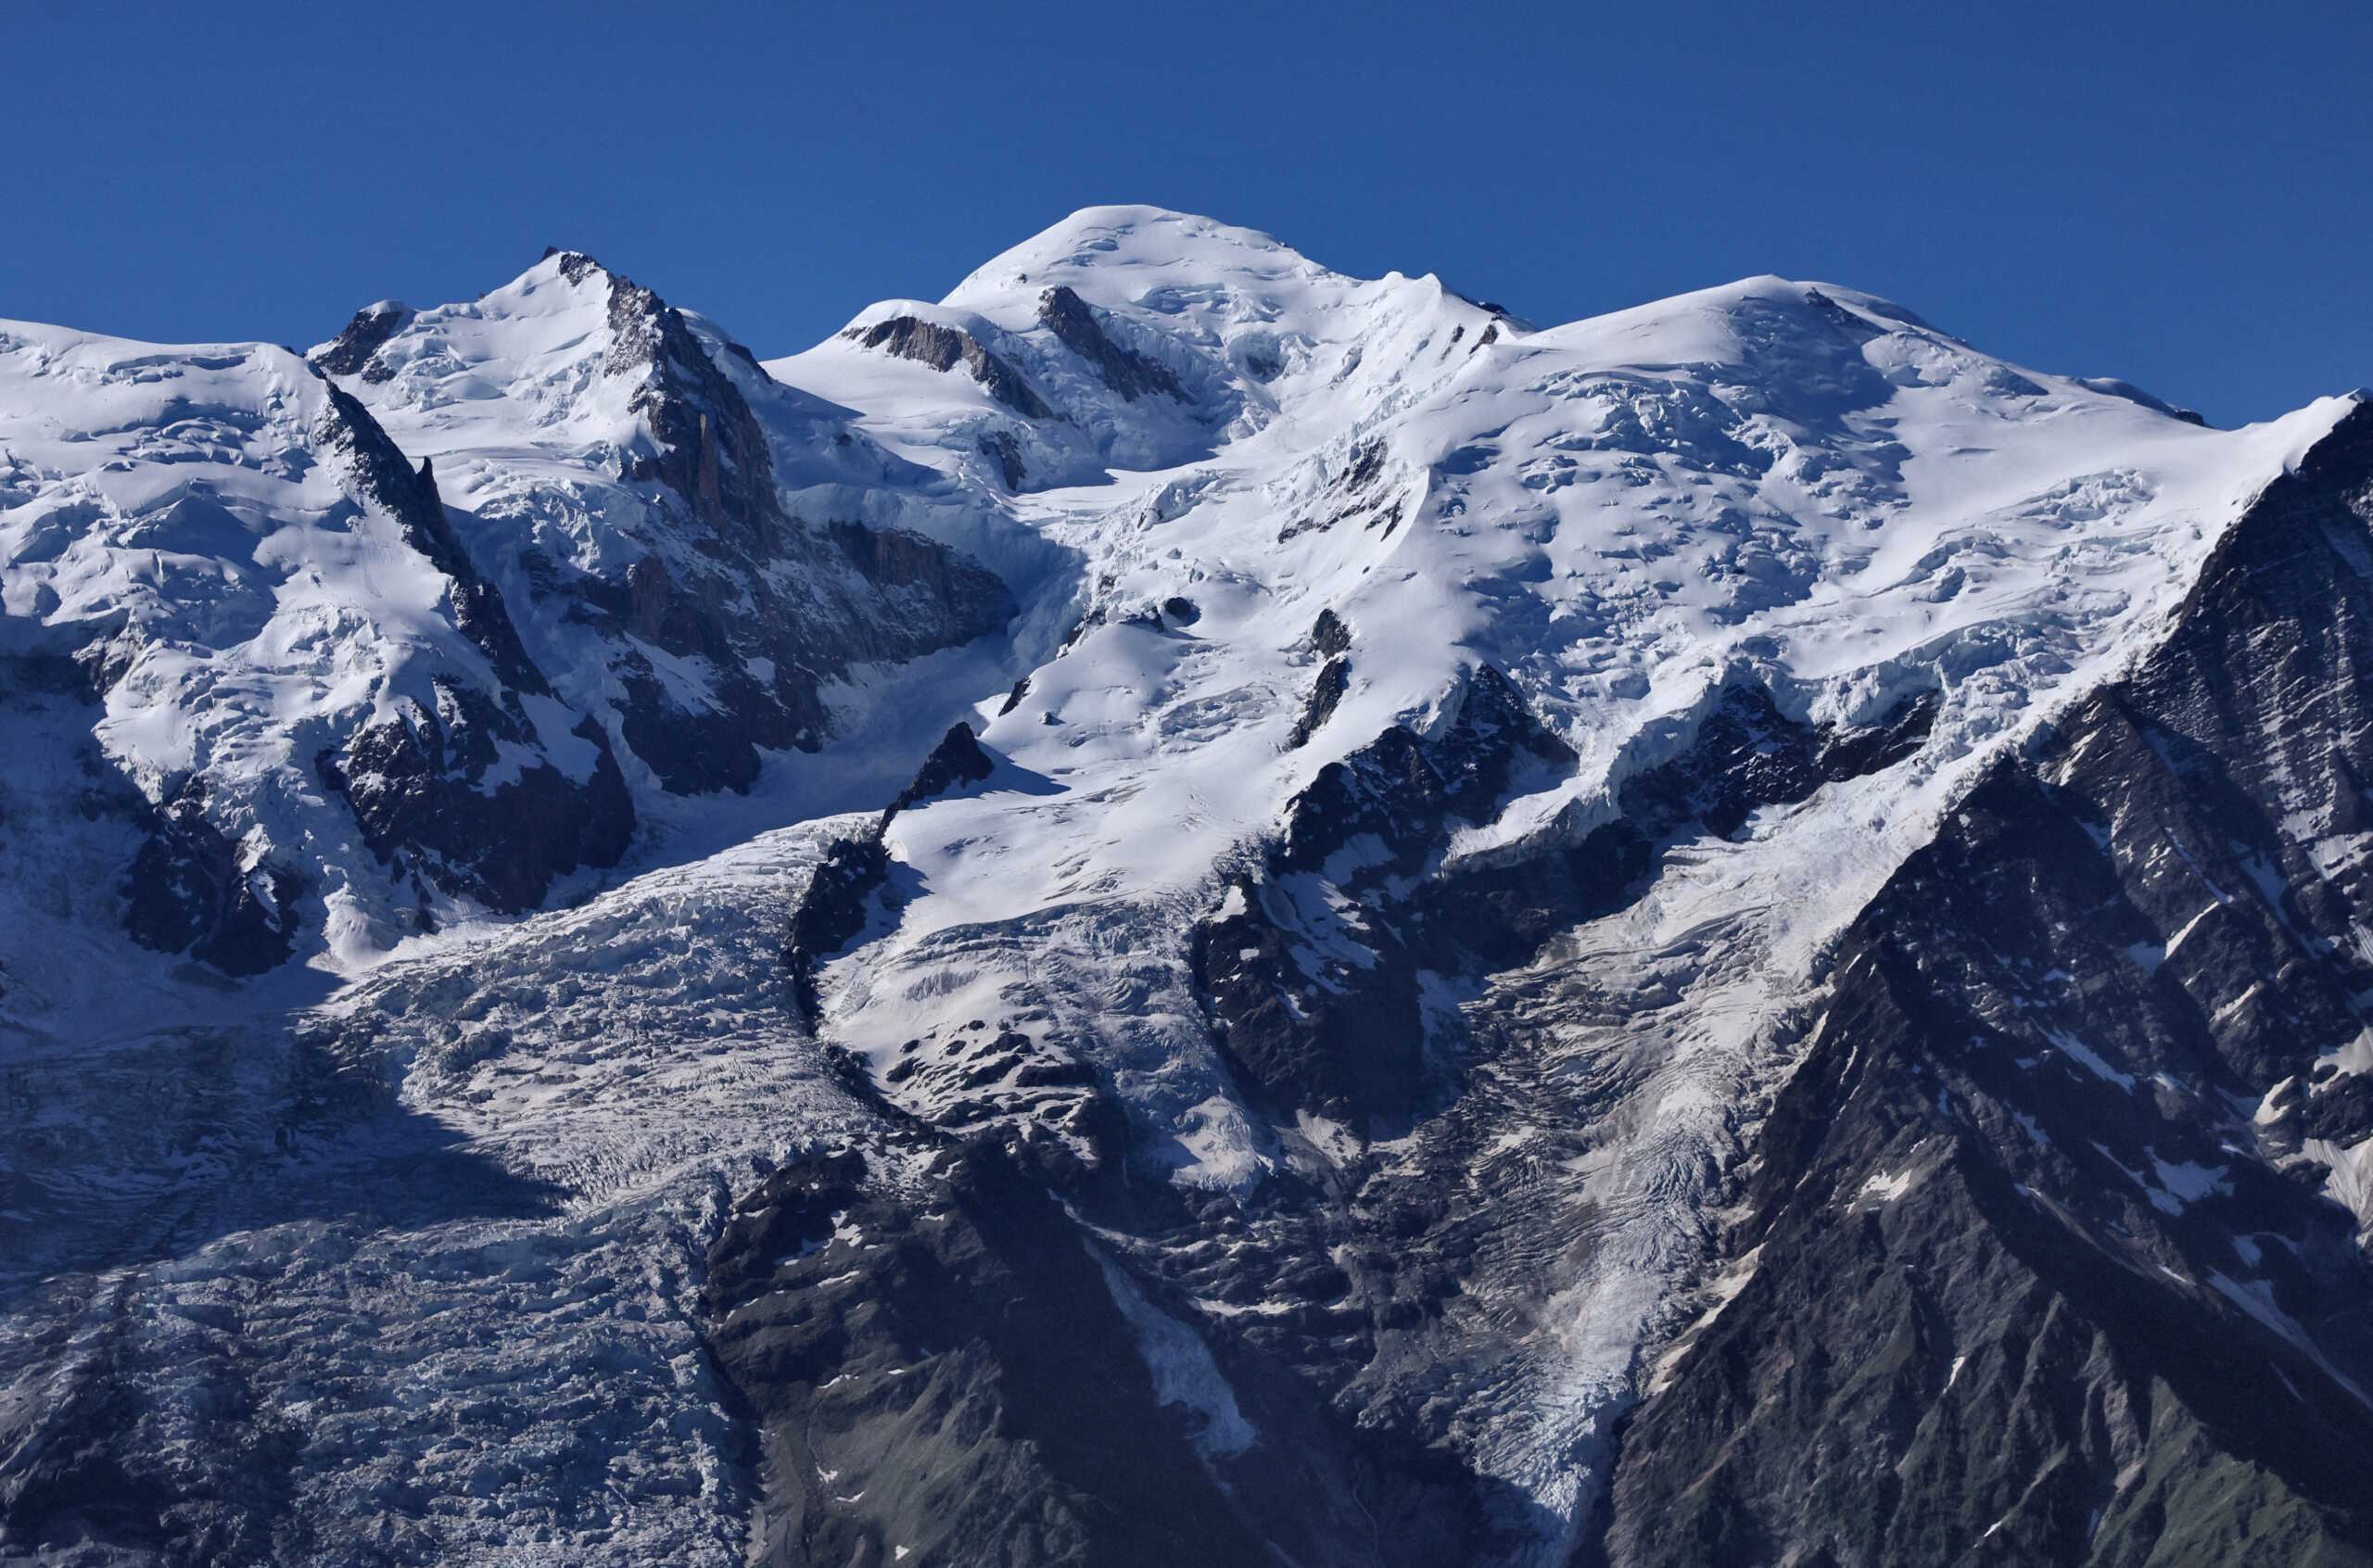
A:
854 314 1055 419
1037 285 1184 402
319 682 633 916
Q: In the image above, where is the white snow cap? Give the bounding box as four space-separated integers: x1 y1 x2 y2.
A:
765 203 2356 1190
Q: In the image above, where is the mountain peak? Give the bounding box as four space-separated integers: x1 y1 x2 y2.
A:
946 204 1329 313
530 246 613 289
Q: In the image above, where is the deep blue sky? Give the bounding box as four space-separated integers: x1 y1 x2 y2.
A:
13 2 2367 425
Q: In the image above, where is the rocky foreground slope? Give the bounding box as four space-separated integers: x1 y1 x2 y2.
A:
2 208 2368 1566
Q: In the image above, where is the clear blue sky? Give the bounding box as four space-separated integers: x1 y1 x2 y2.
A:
13 1 2367 425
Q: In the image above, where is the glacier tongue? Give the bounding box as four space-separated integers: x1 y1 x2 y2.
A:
0 824 867 1566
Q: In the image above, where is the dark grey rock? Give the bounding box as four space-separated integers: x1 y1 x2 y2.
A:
977 427 1027 487
1310 608 1352 658
882 723 995 828
1199 663 1937 1137
785 725 995 1024
1281 441 1394 541
123 778 305 975
317 681 633 916
1195 664 1575 1129
783 832 893 1026
704 1139 1281 1568
1286 654 1349 750
856 315 1054 420
311 300 412 381
1036 285 1184 402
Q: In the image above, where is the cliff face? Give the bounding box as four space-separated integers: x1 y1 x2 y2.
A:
1604 404 2373 1568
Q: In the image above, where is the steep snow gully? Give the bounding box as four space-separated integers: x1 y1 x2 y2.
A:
3 207 2369 1566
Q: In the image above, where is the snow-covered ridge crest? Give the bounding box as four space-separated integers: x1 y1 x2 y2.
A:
783 208 2357 982
0 321 634 981
778 204 1509 491
320 247 1015 811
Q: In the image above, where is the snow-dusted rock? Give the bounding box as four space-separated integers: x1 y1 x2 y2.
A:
319 250 1015 804
0 324 630 978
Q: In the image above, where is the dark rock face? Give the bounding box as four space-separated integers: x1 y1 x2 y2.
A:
604 268 789 547
705 1139 1279 1568
1621 679 1935 841
785 725 996 1023
584 497 1005 794
1196 664 1577 1130
855 315 1054 420
1282 439 1401 542
784 833 893 1025
123 780 304 975
318 681 633 916
1310 607 1352 658
1036 285 1184 402
885 723 995 826
312 300 412 381
704 1126 1500 1568
1339 438 1386 494
615 662 805 796
1199 664 1941 1137
827 520 1002 612
1603 402 2373 1567
977 428 1027 488
1287 656 1349 750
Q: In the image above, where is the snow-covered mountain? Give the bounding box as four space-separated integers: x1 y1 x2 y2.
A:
0 323 632 987
4 207 2370 1567
315 252 1011 806
0 250 1013 1014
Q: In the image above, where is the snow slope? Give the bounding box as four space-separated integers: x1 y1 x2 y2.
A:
768 206 2355 1552
779 206 2349 1171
